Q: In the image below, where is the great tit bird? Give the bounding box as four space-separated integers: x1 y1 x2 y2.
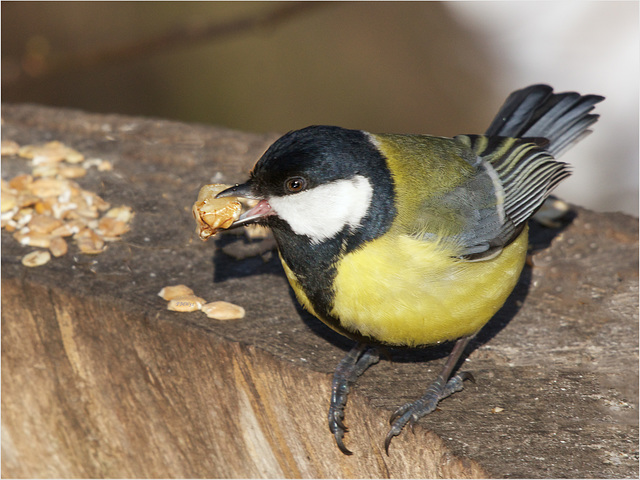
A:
215 84 603 454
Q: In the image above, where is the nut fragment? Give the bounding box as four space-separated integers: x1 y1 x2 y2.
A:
34 199 54 215
12 208 33 227
201 301 246 320
58 166 87 179
75 228 105 254
28 214 64 234
158 285 195 301
50 220 83 237
104 205 134 223
83 158 113 171
4 140 133 264
29 178 67 197
21 250 51 267
18 141 84 164
8 174 33 191
49 236 68 257
13 231 52 249
167 295 206 312
16 193 39 208
97 160 113 171
193 184 242 240
97 217 130 238
1 140 20 156
81 191 111 212
1 191 17 213
32 164 60 178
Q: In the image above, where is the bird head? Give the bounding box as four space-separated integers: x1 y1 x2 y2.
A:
216 125 395 245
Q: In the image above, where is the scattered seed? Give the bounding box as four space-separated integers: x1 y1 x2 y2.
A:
104 205 134 222
18 141 84 164
12 208 33 228
33 199 54 215
21 250 51 267
16 193 39 209
75 228 105 254
97 217 130 238
97 160 113 171
58 166 87 179
3 139 133 266
158 284 195 301
64 151 84 164
13 230 52 249
8 174 33 191
1 191 17 213
29 178 67 197
49 236 68 257
167 295 206 312
83 158 112 171
202 301 246 320
18 144 63 163
28 214 64 234
88 193 111 212
69 206 100 220
32 163 60 178
49 220 82 237
1 140 20 156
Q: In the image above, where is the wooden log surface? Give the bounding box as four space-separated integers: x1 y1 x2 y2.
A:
1 104 638 478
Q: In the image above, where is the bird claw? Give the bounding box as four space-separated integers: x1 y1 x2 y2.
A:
329 399 352 454
388 403 409 425
384 425 400 455
460 371 476 383
409 416 418 435
384 372 473 454
334 430 353 455
328 396 348 455
331 410 347 432
328 344 380 455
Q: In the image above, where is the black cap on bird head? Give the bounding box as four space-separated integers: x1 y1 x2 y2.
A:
248 125 388 197
216 125 396 243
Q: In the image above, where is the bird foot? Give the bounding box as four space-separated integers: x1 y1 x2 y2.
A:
328 343 379 455
384 371 474 454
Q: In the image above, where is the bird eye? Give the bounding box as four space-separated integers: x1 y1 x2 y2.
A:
285 176 307 193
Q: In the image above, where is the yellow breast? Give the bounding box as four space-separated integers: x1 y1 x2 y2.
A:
329 226 529 346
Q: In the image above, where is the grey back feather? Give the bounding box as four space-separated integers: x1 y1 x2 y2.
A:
450 85 603 259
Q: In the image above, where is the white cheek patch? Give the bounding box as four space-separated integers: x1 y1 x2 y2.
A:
268 175 373 244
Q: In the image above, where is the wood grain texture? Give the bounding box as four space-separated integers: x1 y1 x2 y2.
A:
1 104 637 478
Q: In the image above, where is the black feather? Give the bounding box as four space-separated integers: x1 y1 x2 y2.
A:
485 84 604 157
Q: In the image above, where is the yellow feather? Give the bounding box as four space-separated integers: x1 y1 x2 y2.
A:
278 251 321 319
330 226 529 347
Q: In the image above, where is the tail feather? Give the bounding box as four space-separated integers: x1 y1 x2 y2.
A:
485 85 553 138
485 84 604 157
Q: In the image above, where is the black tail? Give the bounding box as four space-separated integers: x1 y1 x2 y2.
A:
485 84 604 157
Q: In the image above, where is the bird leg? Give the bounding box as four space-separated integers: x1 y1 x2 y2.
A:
384 335 475 454
328 342 380 455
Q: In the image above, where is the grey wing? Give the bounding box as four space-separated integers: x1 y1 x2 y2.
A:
445 85 603 260
443 135 570 260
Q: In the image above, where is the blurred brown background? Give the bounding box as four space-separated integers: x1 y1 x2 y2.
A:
2 1 638 215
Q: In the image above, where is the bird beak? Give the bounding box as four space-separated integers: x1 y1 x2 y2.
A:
216 181 274 228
